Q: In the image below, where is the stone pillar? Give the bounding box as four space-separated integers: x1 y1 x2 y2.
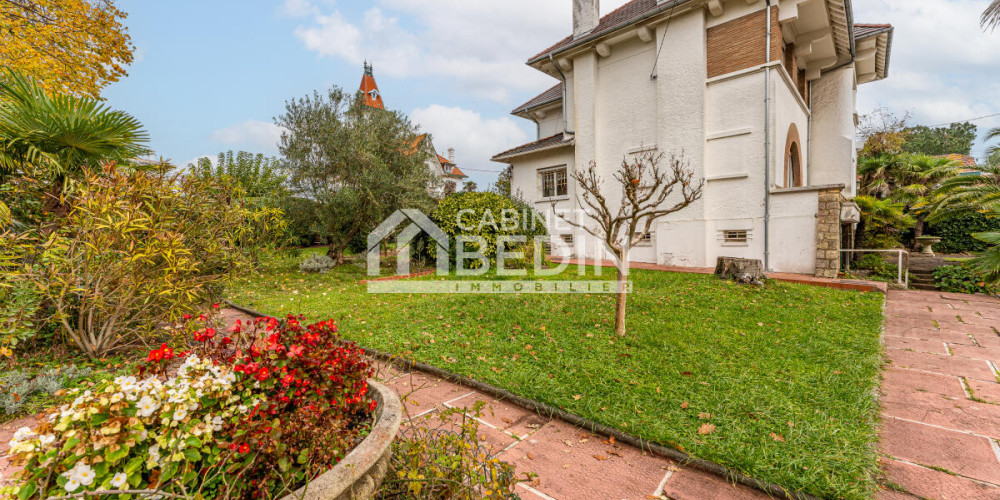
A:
815 188 843 278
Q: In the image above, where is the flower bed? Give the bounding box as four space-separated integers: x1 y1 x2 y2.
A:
1 314 379 499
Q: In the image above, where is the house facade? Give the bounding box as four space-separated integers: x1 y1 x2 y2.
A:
491 0 893 277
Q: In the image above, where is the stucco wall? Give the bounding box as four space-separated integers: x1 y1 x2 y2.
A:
810 65 857 198
536 107 565 138
769 189 819 274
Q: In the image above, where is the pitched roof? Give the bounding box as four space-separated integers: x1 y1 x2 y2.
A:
938 153 978 169
437 153 452 165
360 63 385 110
447 166 467 179
528 0 676 63
512 84 563 115
854 23 892 39
491 133 575 162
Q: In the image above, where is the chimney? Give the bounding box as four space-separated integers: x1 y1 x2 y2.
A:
573 0 600 39
448 148 455 163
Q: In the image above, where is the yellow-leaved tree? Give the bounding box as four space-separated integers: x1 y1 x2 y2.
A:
0 0 134 97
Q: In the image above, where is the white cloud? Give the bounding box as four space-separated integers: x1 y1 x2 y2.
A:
411 104 530 186
854 0 1000 159
209 120 286 154
287 0 631 103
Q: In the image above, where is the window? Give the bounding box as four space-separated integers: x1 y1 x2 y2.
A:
541 167 568 198
560 234 574 245
722 230 748 244
634 232 653 246
784 125 803 188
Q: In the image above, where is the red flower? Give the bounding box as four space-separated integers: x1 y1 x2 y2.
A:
287 344 304 358
213 303 221 310
238 443 250 454
368 400 377 411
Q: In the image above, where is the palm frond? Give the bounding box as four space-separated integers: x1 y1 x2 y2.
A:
984 0 1000 31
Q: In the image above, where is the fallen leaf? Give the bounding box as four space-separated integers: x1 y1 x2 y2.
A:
680 401 689 409
593 454 608 461
698 423 716 435
770 433 786 442
572 394 582 400
697 412 712 420
608 436 616 445
527 452 535 460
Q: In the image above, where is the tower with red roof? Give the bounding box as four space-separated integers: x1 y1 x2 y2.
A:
359 61 385 110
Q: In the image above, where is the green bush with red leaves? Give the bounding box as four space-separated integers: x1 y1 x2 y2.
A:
1 313 375 500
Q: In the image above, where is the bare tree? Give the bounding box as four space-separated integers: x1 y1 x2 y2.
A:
556 151 703 336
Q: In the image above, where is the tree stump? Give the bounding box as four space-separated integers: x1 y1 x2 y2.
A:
715 257 765 286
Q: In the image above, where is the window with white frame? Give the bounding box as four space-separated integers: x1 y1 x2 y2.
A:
560 234 574 245
540 167 568 199
633 232 653 246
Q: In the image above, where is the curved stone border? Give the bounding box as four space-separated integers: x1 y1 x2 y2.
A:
228 301 820 500
281 380 402 500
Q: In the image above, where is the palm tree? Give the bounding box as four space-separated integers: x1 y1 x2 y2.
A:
0 70 149 221
858 153 959 237
984 1 1000 31
929 165 1000 283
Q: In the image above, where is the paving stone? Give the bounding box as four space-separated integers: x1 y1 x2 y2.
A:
885 336 949 355
881 367 966 399
887 349 997 381
879 417 1000 484
874 489 918 500
372 361 409 383
948 344 1000 364
501 420 673 500
885 329 974 345
386 373 475 418
966 333 1000 350
882 390 1000 439
966 378 1000 405
881 458 1000 500
402 409 520 456
444 392 551 441
659 467 775 500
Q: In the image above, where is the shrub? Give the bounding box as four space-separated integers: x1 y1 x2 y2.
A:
853 253 899 281
927 212 1000 254
0 365 91 415
430 192 547 269
31 164 283 359
933 264 998 294
378 404 522 499
2 315 376 500
299 253 336 274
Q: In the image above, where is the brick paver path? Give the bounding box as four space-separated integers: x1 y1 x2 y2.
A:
881 290 1000 499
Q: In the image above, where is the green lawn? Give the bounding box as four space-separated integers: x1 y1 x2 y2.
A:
228 252 885 499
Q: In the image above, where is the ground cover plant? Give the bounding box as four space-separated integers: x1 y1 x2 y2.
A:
228 255 885 499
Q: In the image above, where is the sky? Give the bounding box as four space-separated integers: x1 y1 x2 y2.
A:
103 0 1000 188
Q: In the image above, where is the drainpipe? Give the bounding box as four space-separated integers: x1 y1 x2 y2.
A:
763 0 772 271
549 54 576 136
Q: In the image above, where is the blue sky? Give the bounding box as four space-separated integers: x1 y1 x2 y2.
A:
103 0 1000 188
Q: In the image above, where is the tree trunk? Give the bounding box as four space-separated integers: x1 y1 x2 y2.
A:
327 242 345 265
614 269 627 336
715 257 765 285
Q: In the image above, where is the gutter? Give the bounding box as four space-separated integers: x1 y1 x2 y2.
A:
763 0 773 271
549 53 576 136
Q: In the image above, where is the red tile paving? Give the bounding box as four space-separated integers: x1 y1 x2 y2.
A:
879 290 1000 498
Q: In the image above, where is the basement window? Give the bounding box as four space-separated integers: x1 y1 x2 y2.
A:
560 234 574 245
722 230 749 245
634 232 653 247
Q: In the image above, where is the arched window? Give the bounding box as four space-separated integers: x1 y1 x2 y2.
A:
784 125 803 188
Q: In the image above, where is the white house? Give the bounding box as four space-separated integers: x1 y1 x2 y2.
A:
491 0 893 277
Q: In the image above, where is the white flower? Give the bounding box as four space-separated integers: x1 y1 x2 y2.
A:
211 416 224 431
110 392 124 403
139 429 148 441
11 427 34 444
237 405 248 414
173 408 188 421
39 434 56 447
137 396 159 418
64 477 81 492
111 472 128 488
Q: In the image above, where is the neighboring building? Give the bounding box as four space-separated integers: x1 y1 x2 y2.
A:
937 153 983 176
360 63 466 196
491 0 893 277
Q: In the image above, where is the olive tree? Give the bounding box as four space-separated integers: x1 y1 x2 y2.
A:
557 151 703 336
277 87 435 263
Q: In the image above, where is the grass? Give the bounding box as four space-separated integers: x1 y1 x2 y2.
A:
228 251 886 499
